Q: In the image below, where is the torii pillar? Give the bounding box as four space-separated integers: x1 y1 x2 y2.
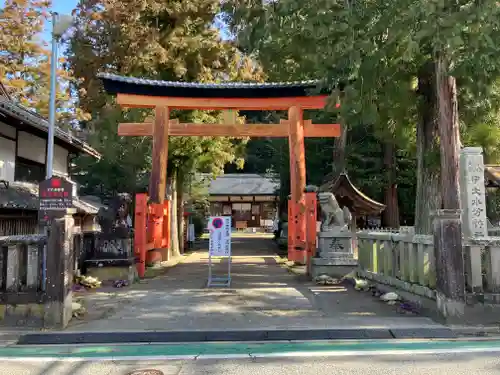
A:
288 106 307 264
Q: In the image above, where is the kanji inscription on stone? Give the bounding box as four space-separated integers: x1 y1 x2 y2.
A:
460 147 487 238
329 238 345 252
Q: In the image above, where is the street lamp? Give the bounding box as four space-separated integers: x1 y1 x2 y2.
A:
46 13 74 179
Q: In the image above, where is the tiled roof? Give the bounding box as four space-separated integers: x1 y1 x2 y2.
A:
0 96 100 159
321 173 386 215
485 165 500 187
0 181 105 214
206 174 279 196
0 182 39 210
98 73 327 98
98 73 321 89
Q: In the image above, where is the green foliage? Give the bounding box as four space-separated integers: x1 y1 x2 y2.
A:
73 107 152 196
487 189 500 224
185 175 209 238
68 0 264 198
0 0 89 128
224 0 500 224
0 0 50 100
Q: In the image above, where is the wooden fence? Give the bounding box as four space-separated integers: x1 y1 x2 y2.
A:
357 231 436 299
357 230 500 301
0 216 38 236
0 234 46 304
463 237 500 296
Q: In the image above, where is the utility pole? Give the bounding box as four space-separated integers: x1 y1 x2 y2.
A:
46 13 74 178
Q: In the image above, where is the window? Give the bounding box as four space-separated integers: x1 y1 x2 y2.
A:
15 157 45 183
222 205 232 215
211 203 222 216
232 203 251 211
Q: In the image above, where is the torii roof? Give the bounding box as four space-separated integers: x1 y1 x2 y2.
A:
98 73 328 98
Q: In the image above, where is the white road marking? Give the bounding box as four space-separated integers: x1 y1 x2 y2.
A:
3 345 500 362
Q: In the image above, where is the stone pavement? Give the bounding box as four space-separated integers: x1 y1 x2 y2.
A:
67 235 444 332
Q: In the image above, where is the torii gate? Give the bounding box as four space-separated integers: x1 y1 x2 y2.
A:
98 73 340 276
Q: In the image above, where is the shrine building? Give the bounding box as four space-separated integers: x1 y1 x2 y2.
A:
206 174 279 231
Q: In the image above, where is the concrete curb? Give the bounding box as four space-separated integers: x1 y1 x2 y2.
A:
15 327 457 345
450 325 500 337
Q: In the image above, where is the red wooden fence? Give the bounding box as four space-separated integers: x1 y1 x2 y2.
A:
135 193 316 277
134 193 170 278
288 193 317 265
305 191 317 273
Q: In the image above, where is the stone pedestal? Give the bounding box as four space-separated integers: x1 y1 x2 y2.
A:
311 231 358 279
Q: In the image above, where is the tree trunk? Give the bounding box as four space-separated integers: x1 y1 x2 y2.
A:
415 61 441 234
169 172 180 258
382 140 400 228
332 125 348 178
320 125 347 192
436 53 461 209
434 51 466 313
176 172 185 255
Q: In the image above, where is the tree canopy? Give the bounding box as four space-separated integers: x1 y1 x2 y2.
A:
0 0 88 128
68 0 263 197
222 0 500 230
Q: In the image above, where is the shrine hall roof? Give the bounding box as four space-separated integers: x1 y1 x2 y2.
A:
321 173 386 216
206 174 279 196
98 73 327 98
485 165 500 187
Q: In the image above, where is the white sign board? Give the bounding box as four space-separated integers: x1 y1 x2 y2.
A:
188 223 195 242
208 216 231 256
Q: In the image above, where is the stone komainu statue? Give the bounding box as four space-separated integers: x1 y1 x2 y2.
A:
317 192 352 232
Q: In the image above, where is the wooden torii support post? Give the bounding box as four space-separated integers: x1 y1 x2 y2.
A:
98 73 340 266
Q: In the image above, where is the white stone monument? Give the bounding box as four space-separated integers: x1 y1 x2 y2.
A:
459 147 488 238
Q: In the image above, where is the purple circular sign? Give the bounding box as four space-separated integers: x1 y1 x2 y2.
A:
212 218 223 229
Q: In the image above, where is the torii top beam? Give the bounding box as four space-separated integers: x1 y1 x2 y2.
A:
98 73 331 110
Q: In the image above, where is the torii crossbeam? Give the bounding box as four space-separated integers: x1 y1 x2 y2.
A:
98 73 340 265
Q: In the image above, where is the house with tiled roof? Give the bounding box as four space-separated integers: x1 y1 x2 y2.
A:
0 82 103 235
204 173 279 230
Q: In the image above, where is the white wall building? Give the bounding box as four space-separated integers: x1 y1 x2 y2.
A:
0 83 103 235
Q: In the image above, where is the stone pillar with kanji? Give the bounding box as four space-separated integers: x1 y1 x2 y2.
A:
460 147 488 239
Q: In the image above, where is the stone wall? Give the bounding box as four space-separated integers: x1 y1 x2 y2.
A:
0 213 75 329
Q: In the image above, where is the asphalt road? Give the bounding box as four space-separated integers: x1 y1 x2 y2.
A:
4 352 500 375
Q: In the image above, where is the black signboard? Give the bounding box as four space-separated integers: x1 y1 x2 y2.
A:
39 177 73 210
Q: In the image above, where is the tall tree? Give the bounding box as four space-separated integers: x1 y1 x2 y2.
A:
69 0 262 254
224 0 500 231
0 0 88 128
0 0 50 103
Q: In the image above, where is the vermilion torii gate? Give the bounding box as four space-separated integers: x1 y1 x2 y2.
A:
98 73 340 275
